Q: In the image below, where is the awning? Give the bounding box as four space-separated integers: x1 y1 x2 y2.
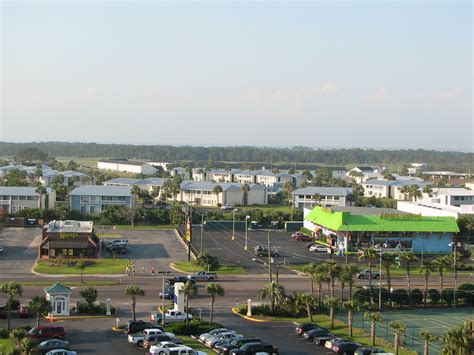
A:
48 240 91 249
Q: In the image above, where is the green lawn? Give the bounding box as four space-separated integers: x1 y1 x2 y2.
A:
0 339 14 353
180 336 213 354
34 259 129 275
172 261 247 275
241 312 416 355
114 225 176 230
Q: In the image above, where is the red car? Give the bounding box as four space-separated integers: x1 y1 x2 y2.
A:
27 326 66 340
294 234 313 242
18 306 32 318
0 305 7 319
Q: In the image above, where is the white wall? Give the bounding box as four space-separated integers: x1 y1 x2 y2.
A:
397 201 459 218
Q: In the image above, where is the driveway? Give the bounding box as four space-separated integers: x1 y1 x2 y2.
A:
0 227 41 275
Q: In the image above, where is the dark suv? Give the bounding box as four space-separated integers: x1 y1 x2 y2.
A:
217 337 262 355
27 326 66 340
231 342 279 355
254 246 279 257
126 320 162 334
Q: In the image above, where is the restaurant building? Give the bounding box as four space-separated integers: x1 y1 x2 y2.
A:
39 220 99 259
304 206 459 254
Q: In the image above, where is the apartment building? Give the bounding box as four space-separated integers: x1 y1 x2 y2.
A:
292 186 353 209
70 185 134 214
0 187 56 213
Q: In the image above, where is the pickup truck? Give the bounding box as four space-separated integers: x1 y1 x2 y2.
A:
127 328 177 347
149 309 193 323
357 269 381 279
188 271 217 282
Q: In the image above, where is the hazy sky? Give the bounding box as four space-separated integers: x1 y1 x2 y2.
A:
1 0 472 150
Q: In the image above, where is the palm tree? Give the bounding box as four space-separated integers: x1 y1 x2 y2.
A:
364 311 383 346
124 285 145 321
341 264 359 300
420 330 438 355
28 296 51 327
400 185 410 200
433 255 451 294
314 272 328 307
381 253 397 303
441 324 472 355
359 247 377 304
397 251 418 297
343 300 360 337
180 281 198 324
283 181 295 208
303 263 319 294
35 184 47 209
241 184 250 206
1 282 23 330
324 296 339 329
408 185 422 201
295 293 317 322
390 321 407 355
321 260 340 297
423 184 433 197
206 283 224 324
258 282 285 312
131 185 142 202
80 286 98 310
419 262 434 304
212 185 223 206
312 193 321 207
75 259 87 284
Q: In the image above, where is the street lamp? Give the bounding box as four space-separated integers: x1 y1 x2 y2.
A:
157 270 170 326
379 250 383 310
449 241 461 306
232 209 237 240
244 215 250 250
200 216 206 254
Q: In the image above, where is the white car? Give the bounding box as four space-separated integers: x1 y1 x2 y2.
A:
128 328 175 347
309 244 329 253
205 332 241 348
148 341 178 354
45 350 77 355
198 328 231 343
150 345 206 355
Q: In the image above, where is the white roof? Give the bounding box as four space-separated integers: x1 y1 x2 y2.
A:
433 188 474 196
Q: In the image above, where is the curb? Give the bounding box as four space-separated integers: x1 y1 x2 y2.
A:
231 307 269 323
112 326 125 332
45 315 115 321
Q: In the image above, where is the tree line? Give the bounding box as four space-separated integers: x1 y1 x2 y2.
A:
1 142 473 171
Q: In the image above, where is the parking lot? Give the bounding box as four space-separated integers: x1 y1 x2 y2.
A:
192 228 342 274
0 227 42 275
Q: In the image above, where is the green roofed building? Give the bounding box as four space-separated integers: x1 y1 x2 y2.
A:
304 206 459 253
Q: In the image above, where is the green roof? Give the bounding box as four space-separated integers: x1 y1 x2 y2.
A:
305 206 459 233
44 282 72 294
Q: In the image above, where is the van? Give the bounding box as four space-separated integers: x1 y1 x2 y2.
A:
27 326 66 340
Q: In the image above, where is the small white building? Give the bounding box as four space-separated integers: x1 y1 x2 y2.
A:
208 170 234 183
97 160 157 175
0 186 56 213
44 282 72 316
292 187 353 209
361 179 426 200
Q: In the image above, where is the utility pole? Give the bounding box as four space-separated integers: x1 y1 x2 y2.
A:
158 271 170 326
200 213 204 254
267 231 272 283
379 251 383 310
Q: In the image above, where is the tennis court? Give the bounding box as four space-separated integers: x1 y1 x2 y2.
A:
336 307 473 354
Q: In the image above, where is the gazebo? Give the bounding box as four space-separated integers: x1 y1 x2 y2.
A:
44 282 72 316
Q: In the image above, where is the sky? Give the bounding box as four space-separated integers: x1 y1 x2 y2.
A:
1 0 472 151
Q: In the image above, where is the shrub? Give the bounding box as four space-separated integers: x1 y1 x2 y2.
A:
442 288 454 306
46 258 95 268
457 264 473 271
196 253 220 271
391 289 409 306
410 289 423 304
165 319 221 336
353 288 371 304
428 289 440 304
458 283 474 305
0 328 9 338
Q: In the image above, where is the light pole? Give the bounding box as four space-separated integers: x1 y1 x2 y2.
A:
379 250 383 310
232 209 237 240
157 270 170 326
244 215 250 250
200 215 205 254
449 241 461 306
267 231 272 283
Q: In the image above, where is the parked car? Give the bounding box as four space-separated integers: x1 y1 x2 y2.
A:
107 239 129 247
254 247 279 257
291 232 306 239
355 347 390 354
205 331 238 348
313 332 336 346
128 328 175 347
126 320 161 334
207 332 242 349
324 338 350 351
295 323 318 335
331 341 361 354
35 340 70 354
198 328 232 343
150 310 192 323
159 286 175 299
18 306 32 318
151 345 206 355
293 234 313 242
143 333 181 349
357 269 381 279
0 305 7 319
302 328 330 341
0 246 4 254
305 242 316 249
44 350 76 355
309 244 329 253
221 205 234 211
230 342 279 355
216 337 261 355
27 326 66 341
148 341 179 354
106 244 128 254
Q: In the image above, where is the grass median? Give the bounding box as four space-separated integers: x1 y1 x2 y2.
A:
0 339 14 353
34 259 129 275
172 261 247 275
18 280 119 287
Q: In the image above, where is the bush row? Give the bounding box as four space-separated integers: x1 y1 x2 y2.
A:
165 319 221 336
45 258 95 267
